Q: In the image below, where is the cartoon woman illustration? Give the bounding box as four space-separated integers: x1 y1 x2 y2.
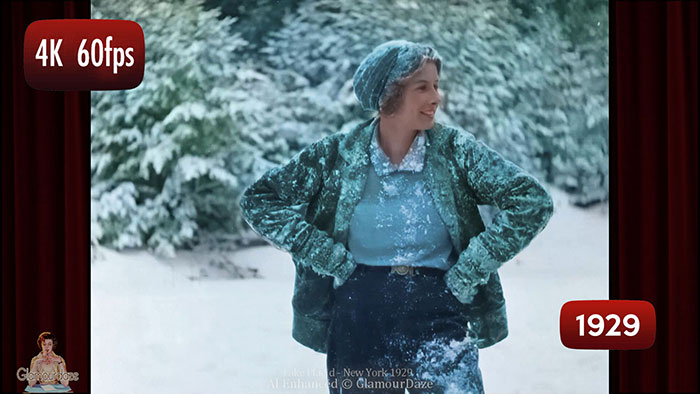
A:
28 331 70 388
240 40 553 393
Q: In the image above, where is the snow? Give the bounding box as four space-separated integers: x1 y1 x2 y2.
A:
92 188 608 393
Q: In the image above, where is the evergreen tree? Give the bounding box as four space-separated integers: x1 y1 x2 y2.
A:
202 0 303 56
91 0 263 256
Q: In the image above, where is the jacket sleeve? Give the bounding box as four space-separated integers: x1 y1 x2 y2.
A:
445 130 554 303
238 136 357 282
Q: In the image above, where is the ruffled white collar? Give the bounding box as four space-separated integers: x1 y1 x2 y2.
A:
369 124 426 175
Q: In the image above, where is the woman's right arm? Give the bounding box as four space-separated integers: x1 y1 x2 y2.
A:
238 135 357 283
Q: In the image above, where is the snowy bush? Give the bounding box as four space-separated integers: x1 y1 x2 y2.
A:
91 0 263 256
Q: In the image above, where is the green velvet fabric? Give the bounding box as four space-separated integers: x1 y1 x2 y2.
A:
239 117 553 353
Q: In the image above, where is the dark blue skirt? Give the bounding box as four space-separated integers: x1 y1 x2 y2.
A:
326 264 484 394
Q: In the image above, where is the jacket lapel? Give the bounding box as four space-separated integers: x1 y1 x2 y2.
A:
334 118 374 245
423 124 463 251
335 118 462 252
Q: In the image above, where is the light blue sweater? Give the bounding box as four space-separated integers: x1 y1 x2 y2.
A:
347 124 458 270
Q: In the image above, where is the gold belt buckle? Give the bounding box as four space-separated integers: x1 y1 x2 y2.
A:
391 265 415 276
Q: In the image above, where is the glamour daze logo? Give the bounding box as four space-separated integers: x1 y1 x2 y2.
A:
18 331 80 388
16 368 79 383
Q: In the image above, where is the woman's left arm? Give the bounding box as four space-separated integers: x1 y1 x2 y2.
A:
445 130 554 303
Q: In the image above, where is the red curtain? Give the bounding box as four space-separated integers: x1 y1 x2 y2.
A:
612 1 698 393
1 1 90 393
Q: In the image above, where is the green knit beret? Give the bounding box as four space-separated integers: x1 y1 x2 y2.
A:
353 40 442 112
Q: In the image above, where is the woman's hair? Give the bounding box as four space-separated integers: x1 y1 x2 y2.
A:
379 56 441 116
37 332 57 350
354 40 442 112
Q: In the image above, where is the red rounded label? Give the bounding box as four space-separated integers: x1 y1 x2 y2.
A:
24 19 144 91
560 300 656 350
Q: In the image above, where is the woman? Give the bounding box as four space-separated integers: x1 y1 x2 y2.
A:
239 40 553 393
28 331 70 388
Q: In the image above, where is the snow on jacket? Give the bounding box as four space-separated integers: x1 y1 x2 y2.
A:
239 116 554 353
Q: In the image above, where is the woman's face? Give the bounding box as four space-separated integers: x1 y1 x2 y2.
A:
387 61 441 130
41 339 53 354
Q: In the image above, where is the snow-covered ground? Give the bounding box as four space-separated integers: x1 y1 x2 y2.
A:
92 188 608 393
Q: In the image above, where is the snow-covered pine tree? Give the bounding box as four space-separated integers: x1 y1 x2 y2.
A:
91 0 265 257
549 0 609 205
202 0 303 57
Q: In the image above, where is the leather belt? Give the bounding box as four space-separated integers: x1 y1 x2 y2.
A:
391 265 415 276
355 264 445 277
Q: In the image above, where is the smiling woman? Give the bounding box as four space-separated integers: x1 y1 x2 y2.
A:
376 51 441 118
239 39 554 394
377 60 441 165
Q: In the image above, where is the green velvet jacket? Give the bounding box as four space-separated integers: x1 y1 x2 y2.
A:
239 117 553 353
